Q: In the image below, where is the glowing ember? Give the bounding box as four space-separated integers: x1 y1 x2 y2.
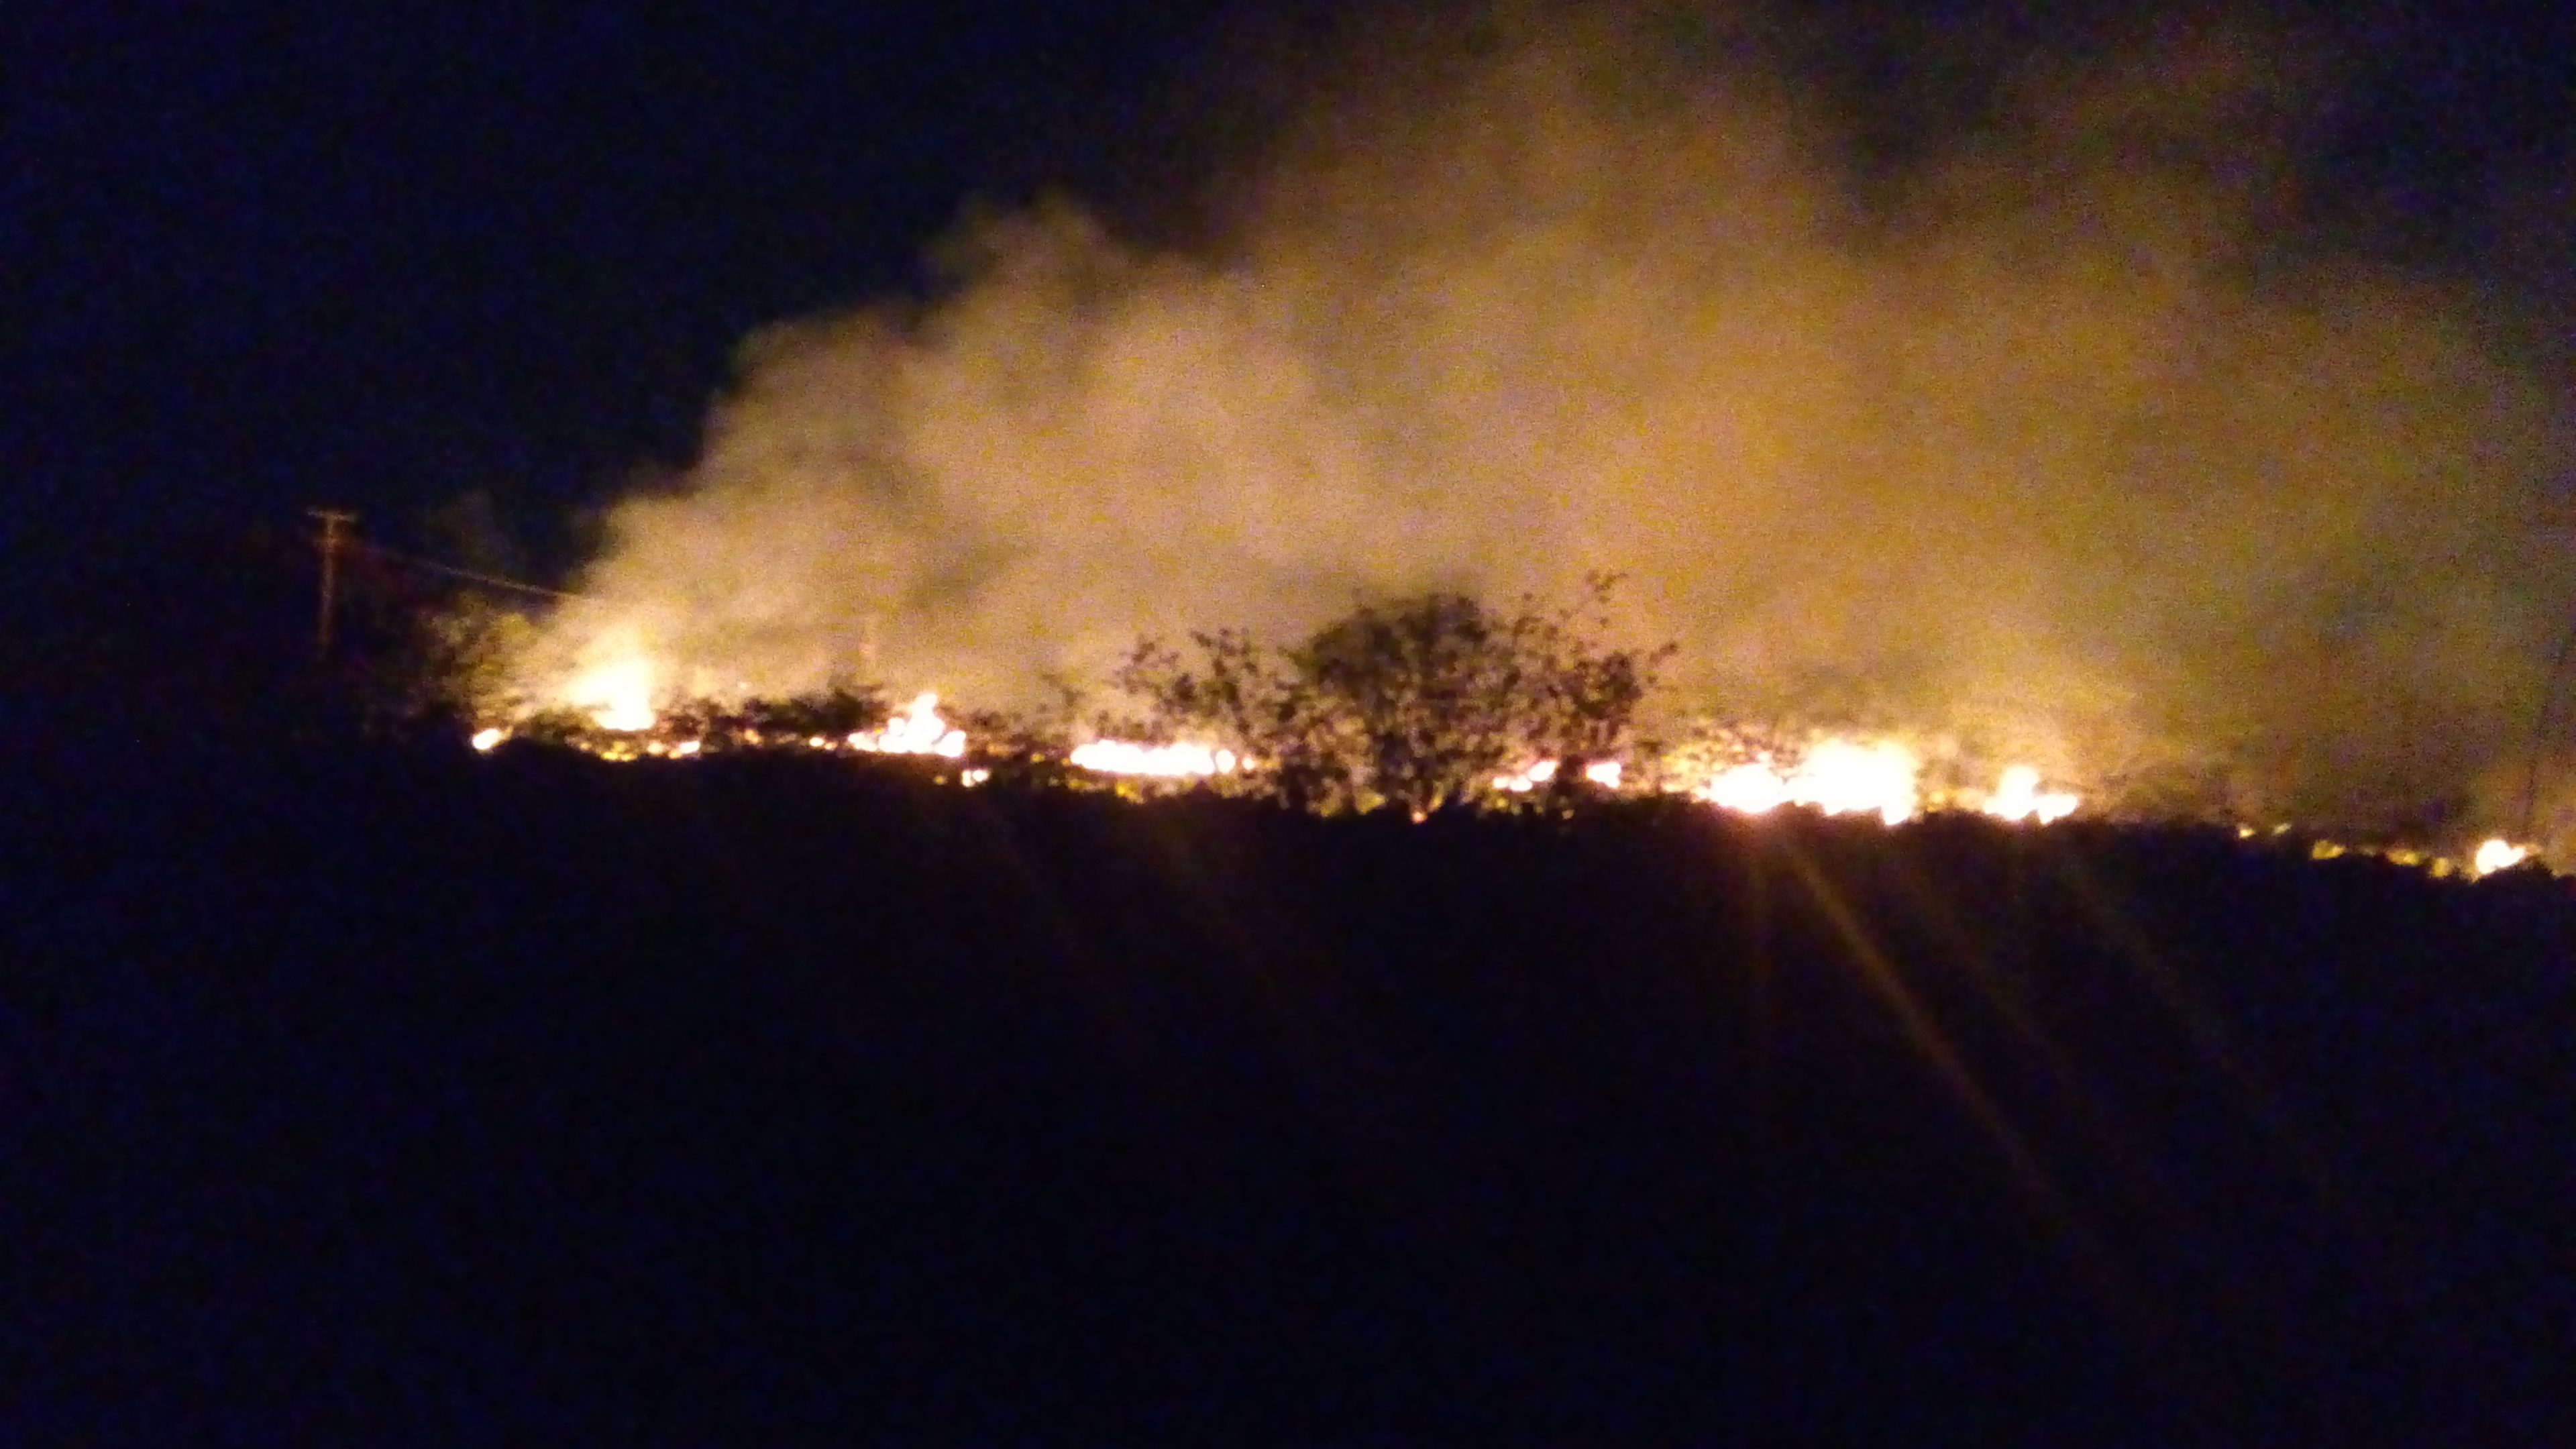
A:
2473 839 2530 876
1982 765 2080 824
455 660 2555 883
1695 738 1921 826
1070 739 1240 777
847 692 967 757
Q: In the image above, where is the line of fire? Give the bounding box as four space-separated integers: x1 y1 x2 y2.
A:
260 508 2560 885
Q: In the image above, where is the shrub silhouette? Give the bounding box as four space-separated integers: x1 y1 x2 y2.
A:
1118 576 1673 814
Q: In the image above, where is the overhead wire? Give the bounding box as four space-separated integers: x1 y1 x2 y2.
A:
353 540 597 602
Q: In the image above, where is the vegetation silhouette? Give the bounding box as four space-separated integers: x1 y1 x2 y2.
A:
14 551 2569 1442
1117 575 1674 814
7 733 2569 1442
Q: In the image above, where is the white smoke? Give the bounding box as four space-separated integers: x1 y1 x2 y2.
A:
521 5 2575 834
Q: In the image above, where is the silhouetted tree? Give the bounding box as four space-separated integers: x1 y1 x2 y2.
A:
1118 576 1674 814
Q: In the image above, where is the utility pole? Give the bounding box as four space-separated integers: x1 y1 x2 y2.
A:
308 507 358 660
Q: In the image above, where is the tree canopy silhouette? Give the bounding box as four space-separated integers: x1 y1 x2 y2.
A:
1117 576 1674 814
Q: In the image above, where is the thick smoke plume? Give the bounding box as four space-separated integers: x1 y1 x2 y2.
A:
527 5 2573 837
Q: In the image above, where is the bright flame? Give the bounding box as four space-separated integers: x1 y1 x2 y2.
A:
466 658 2555 882
1694 738 1921 826
1699 760 1793 813
1069 739 1240 777
567 657 657 733
847 692 967 758
1982 765 2080 824
1493 758 1622 792
2473 839 2530 876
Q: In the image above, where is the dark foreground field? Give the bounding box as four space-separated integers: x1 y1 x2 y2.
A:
5 741 2571 1444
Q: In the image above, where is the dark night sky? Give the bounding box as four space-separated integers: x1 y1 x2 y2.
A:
9 3 1245 572
6 1 2570 596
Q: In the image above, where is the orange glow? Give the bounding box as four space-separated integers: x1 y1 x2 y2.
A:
1694 739 1921 826
847 692 968 758
1069 739 1240 777
1982 765 2080 824
1495 759 1621 792
566 654 657 733
2473 839 2530 875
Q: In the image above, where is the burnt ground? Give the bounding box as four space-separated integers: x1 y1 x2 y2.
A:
4 739 2571 1444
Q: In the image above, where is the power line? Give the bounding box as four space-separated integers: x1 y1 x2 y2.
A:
354 541 596 602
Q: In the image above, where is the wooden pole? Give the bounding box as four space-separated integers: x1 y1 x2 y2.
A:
308 507 357 660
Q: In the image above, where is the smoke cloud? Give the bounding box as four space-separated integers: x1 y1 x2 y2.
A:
529 4 2574 837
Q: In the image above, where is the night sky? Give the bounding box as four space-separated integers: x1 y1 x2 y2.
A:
11 4 1240 570
10 14 2575 1436
8 1 2571 594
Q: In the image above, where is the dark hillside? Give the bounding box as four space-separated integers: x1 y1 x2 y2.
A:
5 744 2571 1444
